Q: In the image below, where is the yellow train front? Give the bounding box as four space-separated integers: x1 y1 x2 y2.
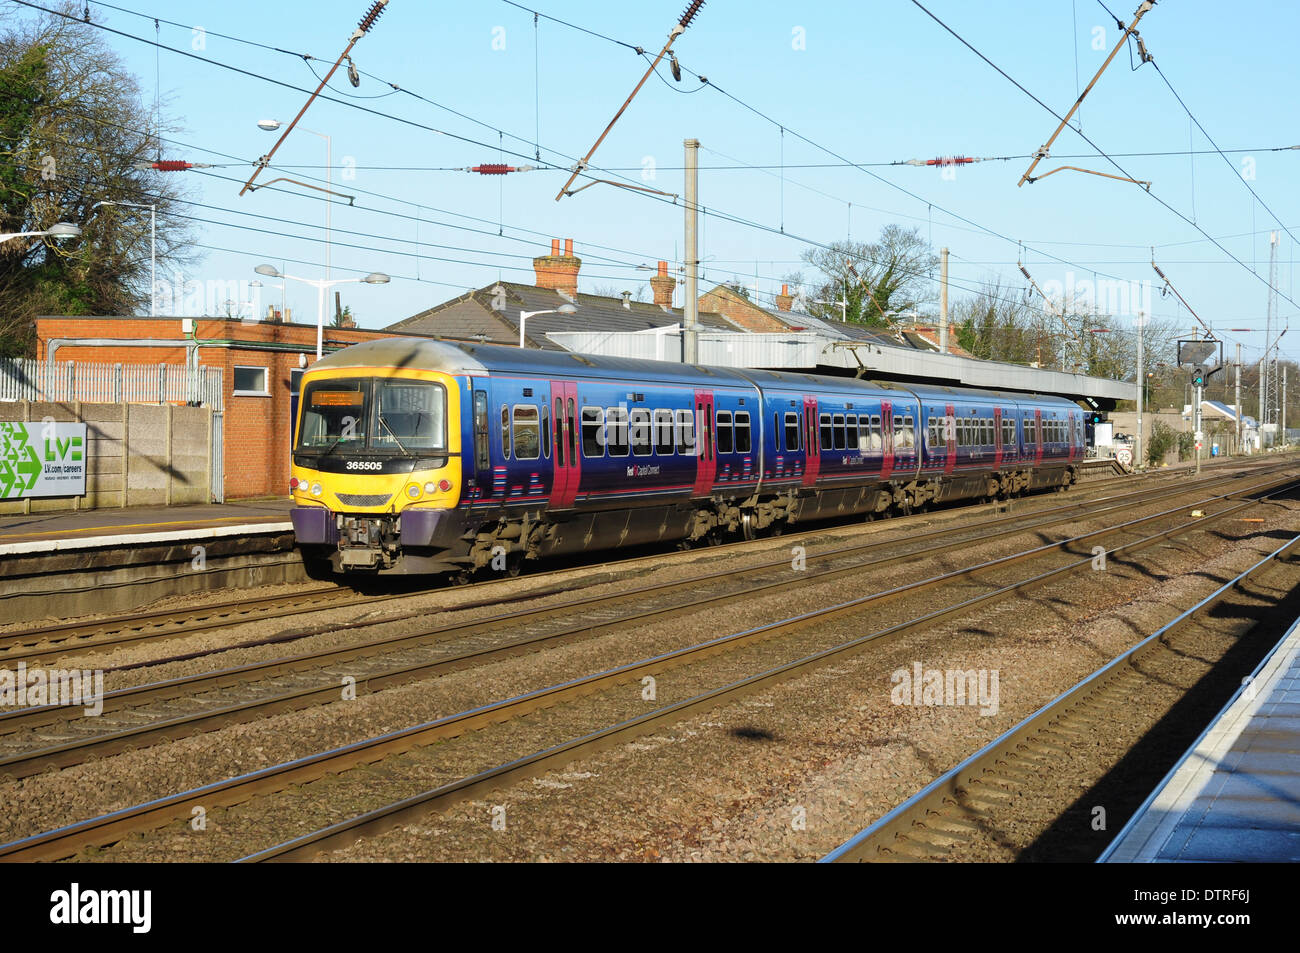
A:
288 340 468 575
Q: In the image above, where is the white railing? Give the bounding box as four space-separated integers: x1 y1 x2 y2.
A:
0 358 223 410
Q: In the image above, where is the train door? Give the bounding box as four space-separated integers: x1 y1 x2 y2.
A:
881 399 894 480
944 402 956 475
692 389 716 496
993 407 1003 469
471 383 492 498
1033 408 1044 467
801 396 820 487
548 380 580 508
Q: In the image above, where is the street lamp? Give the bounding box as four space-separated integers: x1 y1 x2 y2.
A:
258 119 332 284
0 222 82 244
815 298 847 323
254 264 389 358
92 200 156 315
519 305 577 348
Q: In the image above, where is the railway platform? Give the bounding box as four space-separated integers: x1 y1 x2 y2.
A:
1101 612 1300 863
0 499 302 624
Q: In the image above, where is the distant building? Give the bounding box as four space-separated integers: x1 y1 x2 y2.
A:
388 239 740 346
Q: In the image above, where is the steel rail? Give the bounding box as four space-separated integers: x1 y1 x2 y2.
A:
242 480 1298 862
2 472 1291 863
821 533 1300 862
0 466 1276 778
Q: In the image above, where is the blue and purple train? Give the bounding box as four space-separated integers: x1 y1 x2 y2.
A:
287 338 1085 575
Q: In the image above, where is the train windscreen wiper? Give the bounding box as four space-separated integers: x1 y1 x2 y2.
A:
377 413 415 457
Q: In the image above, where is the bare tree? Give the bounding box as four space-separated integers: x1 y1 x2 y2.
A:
0 3 195 355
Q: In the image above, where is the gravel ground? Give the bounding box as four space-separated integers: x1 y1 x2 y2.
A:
11 469 1290 861
317 495 1300 862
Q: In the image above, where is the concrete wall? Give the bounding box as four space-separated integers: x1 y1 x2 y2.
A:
0 401 213 513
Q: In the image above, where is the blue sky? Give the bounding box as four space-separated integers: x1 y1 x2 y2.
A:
17 0 1300 364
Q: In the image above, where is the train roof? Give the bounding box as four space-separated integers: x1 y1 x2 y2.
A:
312 338 1080 408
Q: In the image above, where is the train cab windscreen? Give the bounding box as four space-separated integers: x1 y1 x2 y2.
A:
297 378 447 456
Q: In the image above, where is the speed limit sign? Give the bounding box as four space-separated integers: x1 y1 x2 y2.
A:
1116 447 1134 468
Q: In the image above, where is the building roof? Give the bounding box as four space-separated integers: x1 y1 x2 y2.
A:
387 281 739 349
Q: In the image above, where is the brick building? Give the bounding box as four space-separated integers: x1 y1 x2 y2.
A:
35 316 394 499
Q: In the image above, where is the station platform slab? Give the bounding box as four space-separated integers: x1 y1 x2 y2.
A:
0 500 293 556
1101 615 1300 863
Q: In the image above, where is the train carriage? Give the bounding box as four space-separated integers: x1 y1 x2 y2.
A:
288 338 1084 576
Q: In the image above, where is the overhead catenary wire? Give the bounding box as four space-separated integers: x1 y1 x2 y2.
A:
22 0 1290 344
908 0 1300 316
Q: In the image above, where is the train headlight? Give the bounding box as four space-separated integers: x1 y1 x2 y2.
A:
310 482 323 497
406 484 422 500
424 482 437 495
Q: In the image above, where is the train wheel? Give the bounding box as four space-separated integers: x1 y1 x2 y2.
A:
448 569 471 586
742 512 758 541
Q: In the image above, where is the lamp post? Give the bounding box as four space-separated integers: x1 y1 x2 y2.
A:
0 222 82 244
258 120 332 284
254 264 389 358
815 298 847 323
519 304 577 348
92 201 156 315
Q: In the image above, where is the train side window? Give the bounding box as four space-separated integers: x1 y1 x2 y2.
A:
541 404 551 459
897 416 914 451
606 407 629 457
630 409 652 457
784 412 800 453
581 407 604 457
846 415 858 451
868 415 882 452
676 409 696 455
566 398 577 462
832 414 845 450
553 398 564 465
474 390 490 471
501 407 511 460
819 413 834 450
716 410 734 453
735 411 752 453
655 410 675 455
774 413 782 452
513 405 540 460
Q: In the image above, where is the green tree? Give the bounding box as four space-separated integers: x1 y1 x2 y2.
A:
800 225 938 327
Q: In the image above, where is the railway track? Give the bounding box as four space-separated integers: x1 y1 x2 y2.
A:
2 467 1292 862
820 531 1300 863
0 458 1270 673
0 464 1284 780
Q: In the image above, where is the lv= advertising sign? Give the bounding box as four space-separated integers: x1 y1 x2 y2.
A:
0 422 87 499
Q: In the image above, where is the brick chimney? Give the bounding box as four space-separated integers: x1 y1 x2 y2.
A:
533 237 581 298
649 260 675 308
775 283 793 312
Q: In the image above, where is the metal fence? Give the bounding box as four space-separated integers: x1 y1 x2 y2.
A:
0 358 223 410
